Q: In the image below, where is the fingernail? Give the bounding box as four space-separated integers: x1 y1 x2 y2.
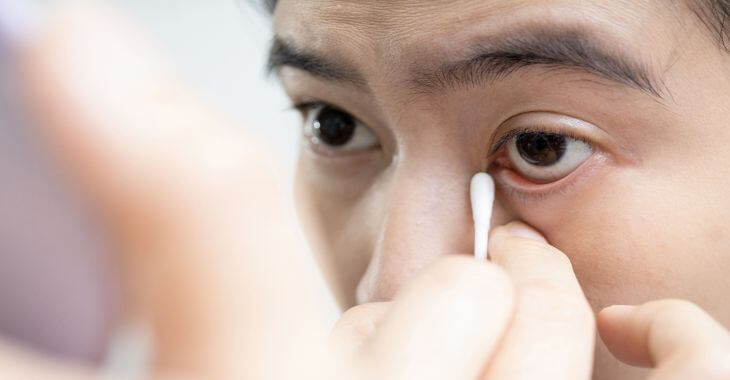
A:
599 305 638 325
503 222 546 242
602 304 637 316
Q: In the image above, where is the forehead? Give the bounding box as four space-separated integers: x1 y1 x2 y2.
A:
273 0 680 59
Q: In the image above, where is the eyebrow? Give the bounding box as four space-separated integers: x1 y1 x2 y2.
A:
267 38 367 87
267 28 666 99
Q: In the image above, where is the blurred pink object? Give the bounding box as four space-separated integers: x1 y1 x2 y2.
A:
0 3 118 363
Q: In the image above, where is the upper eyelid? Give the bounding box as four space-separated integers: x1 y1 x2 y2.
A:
291 100 326 114
296 101 372 133
489 129 521 156
488 128 591 156
292 100 357 118
294 103 596 158
294 101 374 132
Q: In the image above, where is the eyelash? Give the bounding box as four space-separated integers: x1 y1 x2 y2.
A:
291 101 326 115
292 100 597 201
294 102 592 154
487 126 598 203
488 127 590 157
490 145 601 205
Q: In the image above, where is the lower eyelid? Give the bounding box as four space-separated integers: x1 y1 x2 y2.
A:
490 153 608 203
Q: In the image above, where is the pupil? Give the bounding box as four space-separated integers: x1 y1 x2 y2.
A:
515 132 567 166
313 107 356 147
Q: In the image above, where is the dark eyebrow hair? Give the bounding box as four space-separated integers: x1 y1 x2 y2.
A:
267 28 667 99
266 38 367 87
413 29 666 98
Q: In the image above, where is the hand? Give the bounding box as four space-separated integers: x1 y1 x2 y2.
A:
599 300 730 379
481 223 596 379
335 223 598 380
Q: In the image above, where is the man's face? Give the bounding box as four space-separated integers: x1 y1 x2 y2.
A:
273 1 730 378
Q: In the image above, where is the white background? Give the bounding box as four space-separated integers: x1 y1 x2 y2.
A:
112 0 300 167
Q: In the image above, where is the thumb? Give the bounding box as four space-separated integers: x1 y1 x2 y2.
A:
598 300 730 368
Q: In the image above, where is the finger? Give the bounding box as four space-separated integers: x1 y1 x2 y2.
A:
598 300 730 374
330 302 390 354
366 255 514 380
19 3 329 378
484 222 595 380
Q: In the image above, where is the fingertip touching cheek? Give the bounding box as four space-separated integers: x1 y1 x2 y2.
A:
273 3 730 377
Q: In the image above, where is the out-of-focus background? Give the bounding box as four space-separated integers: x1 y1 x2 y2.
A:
112 0 299 164
0 0 311 364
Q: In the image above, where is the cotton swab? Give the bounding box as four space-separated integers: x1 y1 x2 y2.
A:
470 173 495 260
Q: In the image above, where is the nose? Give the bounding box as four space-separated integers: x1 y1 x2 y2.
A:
356 159 511 303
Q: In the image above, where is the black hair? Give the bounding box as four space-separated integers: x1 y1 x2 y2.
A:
263 0 277 13
693 0 730 51
264 0 730 52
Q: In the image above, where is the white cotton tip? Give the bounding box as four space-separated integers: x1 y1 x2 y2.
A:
471 173 495 260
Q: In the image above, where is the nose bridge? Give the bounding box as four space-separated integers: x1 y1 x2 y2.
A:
356 155 485 303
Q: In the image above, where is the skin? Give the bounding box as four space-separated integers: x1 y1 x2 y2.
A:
0 2 728 380
274 0 730 379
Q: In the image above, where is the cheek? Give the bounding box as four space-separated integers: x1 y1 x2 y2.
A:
507 168 730 313
294 157 380 309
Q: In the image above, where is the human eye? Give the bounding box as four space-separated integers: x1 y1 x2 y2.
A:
499 130 593 183
295 102 379 156
488 112 607 195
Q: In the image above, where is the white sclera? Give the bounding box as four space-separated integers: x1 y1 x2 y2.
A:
470 173 495 260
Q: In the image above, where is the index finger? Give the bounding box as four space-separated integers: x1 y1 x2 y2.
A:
484 222 595 380
367 256 515 380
